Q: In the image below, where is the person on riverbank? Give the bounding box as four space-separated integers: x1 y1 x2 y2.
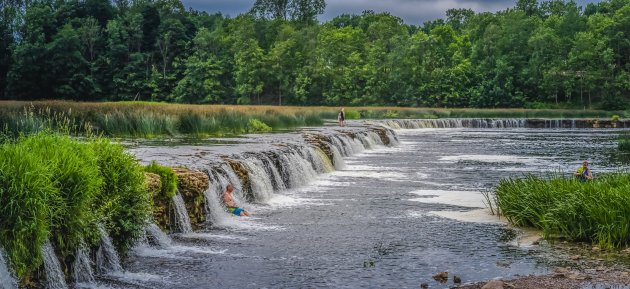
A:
574 160 593 182
223 184 250 216
338 107 345 127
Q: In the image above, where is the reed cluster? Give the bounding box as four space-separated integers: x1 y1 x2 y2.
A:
0 133 151 282
495 173 630 248
0 101 624 138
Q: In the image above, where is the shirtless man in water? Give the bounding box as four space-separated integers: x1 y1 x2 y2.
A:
223 184 250 216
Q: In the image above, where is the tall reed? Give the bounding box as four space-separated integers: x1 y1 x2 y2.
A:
495 173 630 248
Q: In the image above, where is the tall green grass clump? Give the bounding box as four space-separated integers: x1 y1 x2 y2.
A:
0 141 55 279
91 139 153 254
495 173 630 248
144 161 178 200
0 133 153 283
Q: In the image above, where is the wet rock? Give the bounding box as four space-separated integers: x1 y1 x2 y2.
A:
223 157 254 201
303 133 335 165
420 283 428 289
496 260 512 268
369 126 391 145
145 172 161 193
433 272 448 283
453 275 462 284
570 255 581 260
481 280 504 289
173 167 210 230
145 172 172 232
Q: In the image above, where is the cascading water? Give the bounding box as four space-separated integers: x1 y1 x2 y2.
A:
172 193 193 234
72 244 95 284
0 247 17 289
204 172 233 226
376 119 528 129
240 157 275 202
42 241 68 289
96 225 123 274
145 223 173 248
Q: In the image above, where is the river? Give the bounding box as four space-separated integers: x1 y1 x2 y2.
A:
84 123 628 289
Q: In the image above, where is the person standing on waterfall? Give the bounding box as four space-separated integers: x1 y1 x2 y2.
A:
338 107 346 127
574 160 593 182
223 184 251 216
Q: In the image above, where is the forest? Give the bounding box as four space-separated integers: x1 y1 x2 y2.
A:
1 0 630 109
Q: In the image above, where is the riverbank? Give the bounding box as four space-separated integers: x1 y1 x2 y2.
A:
0 101 626 138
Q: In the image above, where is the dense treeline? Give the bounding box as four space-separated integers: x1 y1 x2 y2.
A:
1 0 630 109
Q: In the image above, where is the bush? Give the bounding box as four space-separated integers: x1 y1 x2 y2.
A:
612 115 620 122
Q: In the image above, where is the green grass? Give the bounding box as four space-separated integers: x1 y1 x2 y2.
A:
0 132 152 282
0 101 627 139
144 161 178 200
495 173 630 249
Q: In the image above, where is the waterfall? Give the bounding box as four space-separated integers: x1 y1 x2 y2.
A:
72 244 95 284
145 223 173 248
204 172 233 226
172 193 193 234
96 225 123 274
375 119 529 129
42 241 68 289
0 247 17 289
240 157 275 202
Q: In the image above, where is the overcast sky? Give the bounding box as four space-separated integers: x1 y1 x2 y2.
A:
181 0 603 25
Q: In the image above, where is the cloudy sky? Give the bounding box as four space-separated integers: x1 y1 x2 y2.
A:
181 0 602 25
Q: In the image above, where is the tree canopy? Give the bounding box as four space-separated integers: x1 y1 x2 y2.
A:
1 0 630 109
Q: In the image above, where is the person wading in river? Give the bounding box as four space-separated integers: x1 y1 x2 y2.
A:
223 184 251 216
574 160 593 182
338 107 346 127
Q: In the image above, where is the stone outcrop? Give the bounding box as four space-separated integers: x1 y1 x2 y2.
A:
173 167 209 230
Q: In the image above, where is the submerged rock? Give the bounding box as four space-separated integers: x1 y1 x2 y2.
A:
433 271 448 283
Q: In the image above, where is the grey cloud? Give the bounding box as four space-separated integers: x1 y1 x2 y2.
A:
181 0 602 24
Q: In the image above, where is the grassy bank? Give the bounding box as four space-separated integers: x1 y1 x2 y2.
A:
0 133 152 284
0 101 626 138
495 173 630 249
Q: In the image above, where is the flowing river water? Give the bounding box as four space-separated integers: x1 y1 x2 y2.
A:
26 120 630 289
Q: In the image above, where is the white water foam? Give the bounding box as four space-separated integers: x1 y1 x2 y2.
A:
0 247 18 289
73 244 95 284
42 240 68 289
439 154 541 164
409 190 486 208
96 225 123 274
172 193 193 234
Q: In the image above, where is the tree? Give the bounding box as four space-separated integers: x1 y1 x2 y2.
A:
251 0 325 23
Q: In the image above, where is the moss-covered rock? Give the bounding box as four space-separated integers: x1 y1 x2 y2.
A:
145 172 171 232
173 167 209 230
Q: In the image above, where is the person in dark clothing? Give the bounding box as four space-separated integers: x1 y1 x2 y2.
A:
338 107 345 127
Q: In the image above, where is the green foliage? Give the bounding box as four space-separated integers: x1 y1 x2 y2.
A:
619 132 630 152
344 110 360 119
20 134 104 258
612 115 620 122
247 118 273 132
91 139 152 255
144 161 178 200
0 140 54 278
495 173 630 248
3 0 630 108
0 133 152 281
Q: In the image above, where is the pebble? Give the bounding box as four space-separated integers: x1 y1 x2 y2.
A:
481 280 504 289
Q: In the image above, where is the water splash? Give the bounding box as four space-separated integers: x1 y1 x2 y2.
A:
145 223 173 248
172 193 193 234
42 240 68 289
0 247 18 289
72 243 95 284
96 225 123 274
